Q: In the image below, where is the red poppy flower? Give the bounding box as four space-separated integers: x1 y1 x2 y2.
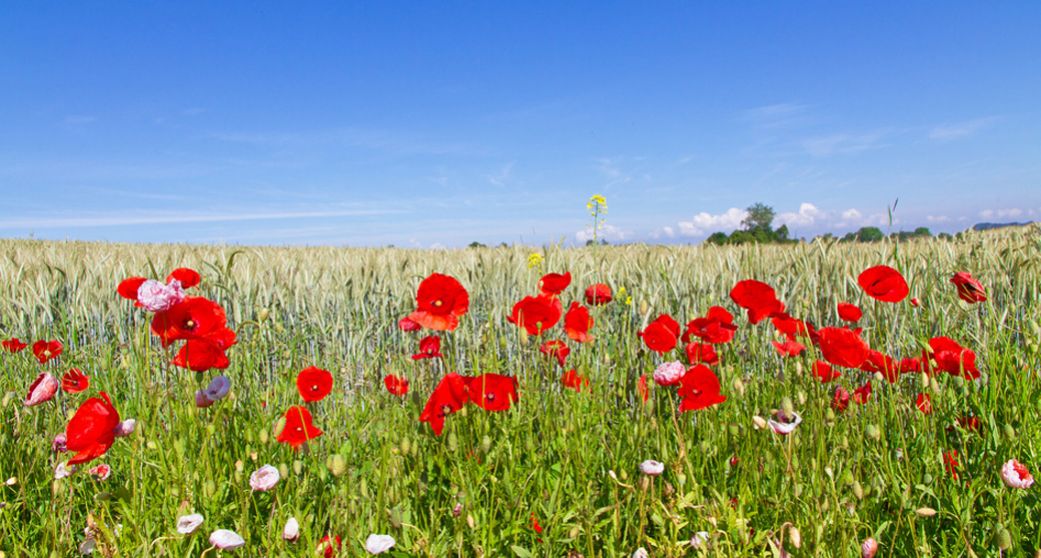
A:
857 265 909 303
637 374 649 403
276 405 323 449
465 374 519 412
397 316 421 332
32 339 63 363
950 272 986 303
563 302 594 343
412 335 443 360
730 280 785 324
166 267 201 289
831 386 850 412
407 273 470 332
2 337 27 353
639 314 681 354
61 368 90 393
771 313 814 341
584 283 612 305
955 415 980 431
943 450 960 479
383 374 409 396
683 306 738 344
677 364 726 411
928 337 979 379
539 272 571 296
66 391 120 465
172 327 236 372
296 366 334 402
150 297 227 347
853 381 872 404
772 339 806 357
910 297 921 307
508 295 562 336
317 534 342 558
915 393 932 414
812 360 841 383
837 302 862 322
816 327 869 369
531 512 543 535
561 369 589 392
117 276 148 302
685 342 719 366
419 373 470 435
860 350 899 383
539 340 570 367
899 357 922 374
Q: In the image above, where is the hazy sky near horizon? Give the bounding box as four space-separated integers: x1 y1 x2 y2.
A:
2 2 1039 247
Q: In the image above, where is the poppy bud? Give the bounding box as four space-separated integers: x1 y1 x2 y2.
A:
781 397 794 415
279 463 289 479
640 301 648 315
733 378 745 397
994 527 1011 550
258 308 270 322
752 415 767 430
481 435 492 452
1003 424 1016 441
865 424 881 441
400 437 412 455
789 526 801 548
861 537 878 558
282 517 299 542
915 507 936 517
796 390 806 406
852 481 864 500
920 373 929 388
466 514 475 529
293 460 303 475
328 454 346 477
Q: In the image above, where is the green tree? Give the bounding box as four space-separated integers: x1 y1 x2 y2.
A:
856 227 884 242
706 232 729 245
741 203 776 233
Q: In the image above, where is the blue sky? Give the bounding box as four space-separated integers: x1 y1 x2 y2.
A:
2 2 1039 247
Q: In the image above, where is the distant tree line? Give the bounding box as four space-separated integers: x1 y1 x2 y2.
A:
706 203 953 246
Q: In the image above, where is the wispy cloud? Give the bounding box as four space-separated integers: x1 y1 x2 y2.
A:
929 116 999 142
802 130 890 157
0 209 405 230
741 103 810 129
486 161 516 187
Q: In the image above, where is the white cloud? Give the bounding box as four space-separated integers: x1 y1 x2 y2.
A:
776 202 823 227
575 224 629 243
841 208 862 220
979 207 1036 220
676 208 747 237
926 215 951 223
929 117 998 142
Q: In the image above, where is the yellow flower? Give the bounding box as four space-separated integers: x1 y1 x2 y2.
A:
527 252 544 270
587 194 608 216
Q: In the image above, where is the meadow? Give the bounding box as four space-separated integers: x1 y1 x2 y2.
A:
1 227 1039 557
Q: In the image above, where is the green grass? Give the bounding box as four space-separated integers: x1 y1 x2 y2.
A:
1 228 1040 557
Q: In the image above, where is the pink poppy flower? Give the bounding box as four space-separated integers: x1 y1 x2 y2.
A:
1001 459 1034 489
24 372 59 407
249 464 281 492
